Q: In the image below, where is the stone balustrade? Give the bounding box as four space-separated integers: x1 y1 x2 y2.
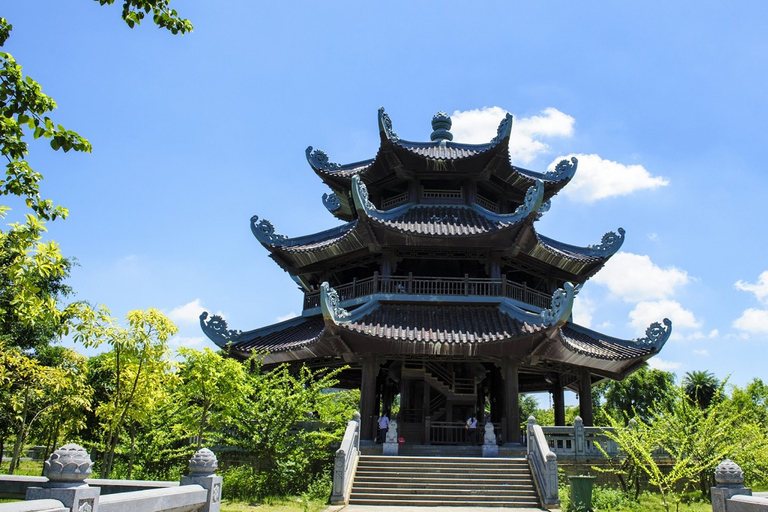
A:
0 444 222 512
330 412 361 505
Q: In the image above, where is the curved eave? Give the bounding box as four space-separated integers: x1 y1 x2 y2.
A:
524 229 625 279
250 217 371 269
539 319 672 378
490 157 578 205
351 175 543 241
200 311 329 361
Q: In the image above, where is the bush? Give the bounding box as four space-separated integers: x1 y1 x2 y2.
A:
591 485 637 510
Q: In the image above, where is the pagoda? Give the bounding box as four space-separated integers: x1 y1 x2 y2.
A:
201 108 671 444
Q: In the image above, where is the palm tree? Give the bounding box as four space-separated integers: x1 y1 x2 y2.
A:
682 370 719 409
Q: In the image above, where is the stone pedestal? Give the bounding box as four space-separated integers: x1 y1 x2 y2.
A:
26 444 100 512
711 459 752 512
179 448 223 512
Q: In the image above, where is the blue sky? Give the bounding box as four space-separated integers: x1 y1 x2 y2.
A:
4 2 768 395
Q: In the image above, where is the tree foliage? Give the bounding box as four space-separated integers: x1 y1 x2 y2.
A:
73 306 178 478
593 365 676 424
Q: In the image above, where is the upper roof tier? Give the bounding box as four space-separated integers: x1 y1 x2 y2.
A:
307 108 578 222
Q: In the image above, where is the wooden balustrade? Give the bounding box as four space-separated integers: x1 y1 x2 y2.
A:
303 274 552 311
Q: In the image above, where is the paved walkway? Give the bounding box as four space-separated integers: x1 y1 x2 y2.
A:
323 506 559 512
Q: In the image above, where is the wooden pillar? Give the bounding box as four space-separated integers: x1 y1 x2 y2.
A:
579 367 594 426
503 357 520 444
360 356 379 441
553 376 565 426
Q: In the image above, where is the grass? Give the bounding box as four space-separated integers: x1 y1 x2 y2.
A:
220 497 330 512
0 459 44 476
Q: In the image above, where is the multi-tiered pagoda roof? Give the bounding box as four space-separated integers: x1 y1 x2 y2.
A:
201 108 670 389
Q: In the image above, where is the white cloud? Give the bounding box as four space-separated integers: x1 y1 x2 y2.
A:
647 357 682 371
592 252 690 302
647 233 659 241
276 312 298 322
450 107 574 164
572 295 594 328
693 349 709 356
167 299 206 325
169 336 205 349
733 308 768 335
735 271 768 304
558 153 669 203
629 300 701 335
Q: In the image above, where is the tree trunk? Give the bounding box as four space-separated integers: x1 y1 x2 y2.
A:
127 423 136 480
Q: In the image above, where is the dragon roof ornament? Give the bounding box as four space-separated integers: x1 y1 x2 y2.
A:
535 200 552 220
320 282 352 323
491 113 514 145
322 192 341 213
351 175 376 214
306 146 342 172
633 318 672 349
200 311 243 346
250 215 288 245
586 228 626 256
378 107 400 142
544 157 578 181
540 282 580 326
512 179 545 218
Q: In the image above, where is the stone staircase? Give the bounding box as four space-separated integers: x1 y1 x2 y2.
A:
349 455 541 508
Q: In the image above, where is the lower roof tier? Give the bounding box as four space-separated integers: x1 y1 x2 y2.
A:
200 286 670 382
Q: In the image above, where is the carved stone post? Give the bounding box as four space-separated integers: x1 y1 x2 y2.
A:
482 421 498 457
711 459 751 512
27 444 101 512
180 448 223 512
573 416 585 456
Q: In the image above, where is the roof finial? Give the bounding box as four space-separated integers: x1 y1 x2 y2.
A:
431 111 453 142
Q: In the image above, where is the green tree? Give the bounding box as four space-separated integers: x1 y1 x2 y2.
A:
176 347 248 449
598 384 734 512
593 365 676 424
73 306 177 478
683 370 720 410
0 340 90 474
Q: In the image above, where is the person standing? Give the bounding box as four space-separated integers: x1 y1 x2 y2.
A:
466 414 479 445
377 412 390 444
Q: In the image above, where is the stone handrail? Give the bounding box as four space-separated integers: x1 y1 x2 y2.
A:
541 416 620 459
541 417 670 461
0 444 222 512
330 412 361 505
527 416 559 508
712 459 768 512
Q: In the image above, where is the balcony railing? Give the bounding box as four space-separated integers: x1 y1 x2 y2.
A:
303 273 552 311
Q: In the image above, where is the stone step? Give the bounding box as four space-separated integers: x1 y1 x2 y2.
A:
348 496 541 507
349 454 540 508
355 477 533 490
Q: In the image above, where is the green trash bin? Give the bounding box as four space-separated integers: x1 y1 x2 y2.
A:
568 475 596 512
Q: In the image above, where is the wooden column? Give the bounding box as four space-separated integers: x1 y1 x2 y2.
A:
553 376 565 426
579 367 594 426
503 357 520 444
360 356 379 441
